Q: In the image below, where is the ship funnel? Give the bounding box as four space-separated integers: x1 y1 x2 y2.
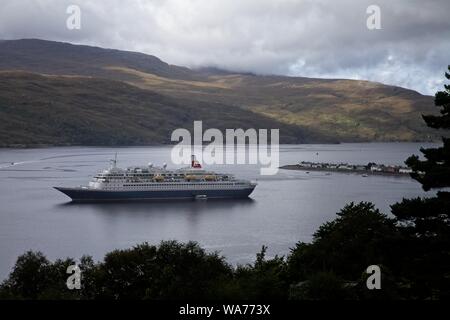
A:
191 155 202 168
148 162 153 168
163 163 167 169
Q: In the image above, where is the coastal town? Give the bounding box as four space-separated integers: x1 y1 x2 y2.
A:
280 161 414 177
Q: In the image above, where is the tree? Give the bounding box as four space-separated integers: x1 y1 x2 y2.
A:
287 202 401 299
227 246 289 300
391 66 450 299
0 251 78 300
288 202 397 280
404 66 450 191
289 271 355 300
0 241 233 300
91 241 232 300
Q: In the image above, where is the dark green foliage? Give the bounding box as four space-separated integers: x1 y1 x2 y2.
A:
289 272 356 300
390 66 450 299
287 202 402 299
224 246 289 300
422 67 450 130
391 193 450 238
0 241 293 300
91 241 232 300
0 251 79 300
406 139 450 191
405 66 450 191
390 193 450 299
0 241 233 300
287 203 397 281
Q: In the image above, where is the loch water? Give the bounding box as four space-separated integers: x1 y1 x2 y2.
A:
0 143 437 279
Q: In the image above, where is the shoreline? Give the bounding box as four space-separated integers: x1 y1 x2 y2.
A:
0 140 440 149
280 164 412 178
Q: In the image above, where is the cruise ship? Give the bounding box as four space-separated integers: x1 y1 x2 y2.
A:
54 155 257 202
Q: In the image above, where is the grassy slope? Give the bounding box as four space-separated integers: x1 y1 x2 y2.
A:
113 67 436 142
0 71 324 147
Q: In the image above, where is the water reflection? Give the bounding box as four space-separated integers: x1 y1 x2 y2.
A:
58 198 255 216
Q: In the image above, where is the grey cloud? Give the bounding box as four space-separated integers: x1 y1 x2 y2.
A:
0 0 449 94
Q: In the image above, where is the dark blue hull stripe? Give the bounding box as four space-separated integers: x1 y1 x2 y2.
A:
54 187 256 202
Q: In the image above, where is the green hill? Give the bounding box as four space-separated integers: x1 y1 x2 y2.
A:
0 39 438 146
0 71 320 147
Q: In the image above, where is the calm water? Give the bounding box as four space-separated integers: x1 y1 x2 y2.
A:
0 143 437 280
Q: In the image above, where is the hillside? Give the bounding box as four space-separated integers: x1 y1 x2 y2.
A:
0 71 319 147
0 39 198 81
121 68 435 141
0 39 438 145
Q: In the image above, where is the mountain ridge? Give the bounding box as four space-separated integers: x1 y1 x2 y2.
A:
0 39 438 146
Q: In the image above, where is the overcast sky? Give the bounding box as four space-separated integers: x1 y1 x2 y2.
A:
1 0 449 95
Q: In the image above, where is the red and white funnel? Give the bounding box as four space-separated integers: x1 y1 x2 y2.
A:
191 155 202 168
